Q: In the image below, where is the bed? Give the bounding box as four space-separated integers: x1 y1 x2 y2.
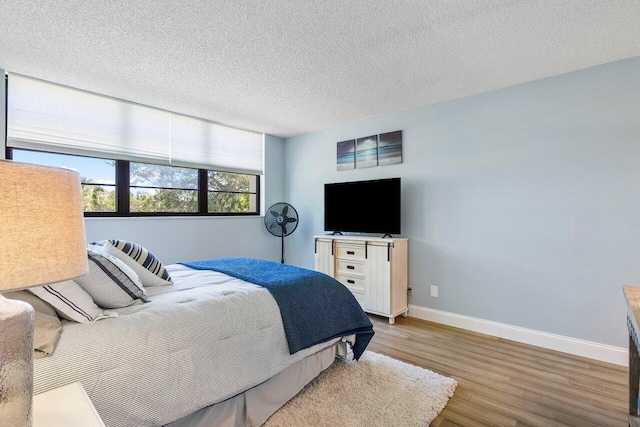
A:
32 258 374 427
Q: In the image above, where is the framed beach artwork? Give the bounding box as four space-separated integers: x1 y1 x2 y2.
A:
336 139 356 171
356 135 378 169
378 130 402 166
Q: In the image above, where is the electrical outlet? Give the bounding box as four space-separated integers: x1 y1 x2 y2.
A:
430 285 439 298
407 287 413 296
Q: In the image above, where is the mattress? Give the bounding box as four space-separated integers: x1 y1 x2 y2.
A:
34 264 341 427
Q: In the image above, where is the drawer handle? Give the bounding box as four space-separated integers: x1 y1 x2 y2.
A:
347 279 355 284
347 265 355 270
347 251 355 255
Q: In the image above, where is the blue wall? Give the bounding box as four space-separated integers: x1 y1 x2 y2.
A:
284 57 640 348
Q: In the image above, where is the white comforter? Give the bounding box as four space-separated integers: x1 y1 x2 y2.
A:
34 264 337 427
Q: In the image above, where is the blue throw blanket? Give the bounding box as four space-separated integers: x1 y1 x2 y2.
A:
179 258 374 360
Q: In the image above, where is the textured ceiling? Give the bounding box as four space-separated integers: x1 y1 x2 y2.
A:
1 1 639 138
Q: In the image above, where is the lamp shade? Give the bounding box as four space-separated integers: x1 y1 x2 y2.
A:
0 160 88 290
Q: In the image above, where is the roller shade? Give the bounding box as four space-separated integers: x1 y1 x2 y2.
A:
7 74 264 174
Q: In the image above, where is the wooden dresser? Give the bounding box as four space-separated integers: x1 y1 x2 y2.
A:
314 235 408 324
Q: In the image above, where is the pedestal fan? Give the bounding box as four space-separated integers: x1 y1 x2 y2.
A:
265 203 299 264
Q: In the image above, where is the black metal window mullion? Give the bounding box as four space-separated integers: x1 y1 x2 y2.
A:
130 185 198 192
4 75 8 160
256 175 261 213
116 160 130 214
207 189 258 195
198 169 208 214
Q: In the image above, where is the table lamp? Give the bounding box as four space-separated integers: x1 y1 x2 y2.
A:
0 160 88 426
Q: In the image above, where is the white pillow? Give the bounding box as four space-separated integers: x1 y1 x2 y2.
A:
96 240 173 287
28 280 118 323
74 251 148 309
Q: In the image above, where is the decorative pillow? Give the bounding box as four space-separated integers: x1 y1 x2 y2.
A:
3 290 62 358
74 251 148 309
90 249 144 287
94 240 173 286
28 280 118 324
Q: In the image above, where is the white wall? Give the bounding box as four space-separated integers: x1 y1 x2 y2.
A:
85 134 285 264
284 57 640 348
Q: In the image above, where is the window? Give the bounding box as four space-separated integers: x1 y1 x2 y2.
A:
11 149 116 213
5 74 263 217
130 162 199 213
208 171 258 213
8 149 259 216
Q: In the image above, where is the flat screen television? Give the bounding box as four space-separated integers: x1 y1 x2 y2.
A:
324 178 401 236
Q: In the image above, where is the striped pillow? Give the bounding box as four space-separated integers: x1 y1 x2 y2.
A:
28 280 118 323
75 252 148 309
96 240 173 286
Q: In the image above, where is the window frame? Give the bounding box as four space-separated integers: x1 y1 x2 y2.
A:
6 148 261 218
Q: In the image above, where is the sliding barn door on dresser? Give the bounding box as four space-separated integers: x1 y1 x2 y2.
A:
314 236 408 324
314 238 335 277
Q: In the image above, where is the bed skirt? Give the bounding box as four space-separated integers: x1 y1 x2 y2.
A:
166 340 347 427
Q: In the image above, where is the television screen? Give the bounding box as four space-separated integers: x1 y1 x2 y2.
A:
324 178 401 235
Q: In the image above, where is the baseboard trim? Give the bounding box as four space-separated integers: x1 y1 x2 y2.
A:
407 304 628 366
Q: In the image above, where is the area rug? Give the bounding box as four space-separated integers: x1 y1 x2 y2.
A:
264 351 457 427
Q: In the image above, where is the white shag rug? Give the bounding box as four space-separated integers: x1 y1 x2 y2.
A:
264 351 457 427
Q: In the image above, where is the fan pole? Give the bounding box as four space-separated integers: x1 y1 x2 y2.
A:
281 235 285 264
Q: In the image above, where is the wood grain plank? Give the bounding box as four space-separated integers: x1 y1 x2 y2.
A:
366 314 627 426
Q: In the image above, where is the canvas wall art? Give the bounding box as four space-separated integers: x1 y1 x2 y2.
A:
378 130 402 166
356 135 378 169
336 139 356 171
336 130 402 171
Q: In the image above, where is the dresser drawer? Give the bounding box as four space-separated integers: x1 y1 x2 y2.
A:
337 273 365 293
336 244 366 260
336 259 365 276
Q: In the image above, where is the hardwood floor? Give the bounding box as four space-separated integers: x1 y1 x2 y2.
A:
366 314 628 426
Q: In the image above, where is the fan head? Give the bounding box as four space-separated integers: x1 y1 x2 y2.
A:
265 203 299 237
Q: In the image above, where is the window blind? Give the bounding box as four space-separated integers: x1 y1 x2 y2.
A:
170 114 263 175
7 75 172 164
7 74 264 174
